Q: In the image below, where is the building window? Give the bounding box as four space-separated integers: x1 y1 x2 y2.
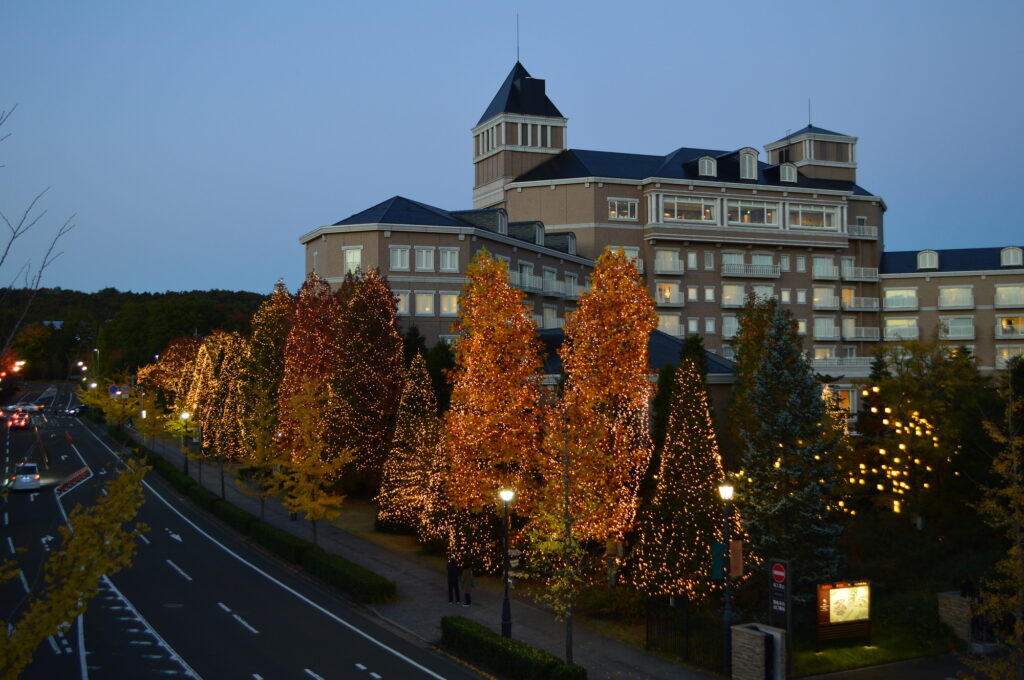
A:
723 314 739 339
687 285 699 302
996 285 1024 307
698 156 717 177
565 272 579 296
780 289 791 304
722 283 744 307
704 286 715 302
780 163 797 183
687 251 698 269
938 286 974 308
722 252 744 270
797 289 808 304
343 247 362 275
814 317 837 339
814 346 836 360
415 247 435 272
687 317 699 334
884 288 919 310
780 254 791 272
751 253 774 271
795 255 807 273
390 246 410 271
813 255 835 278
656 282 682 305
797 319 807 335
415 292 435 316
722 346 736 361
740 150 757 180
996 346 1024 368
518 262 534 288
440 293 459 316
704 251 715 270
395 291 410 316
543 306 559 328
654 249 683 274
440 248 459 272
664 196 717 222
885 318 919 340
727 200 778 227
998 316 1024 338
788 203 838 229
658 313 681 336
752 284 774 301
704 317 716 334
1002 247 1023 267
856 216 867 227
941 316 974 340
608 199 638 221
917 250 939 270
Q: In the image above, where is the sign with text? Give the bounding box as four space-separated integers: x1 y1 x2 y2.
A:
769 558 791 630
817 581 871 626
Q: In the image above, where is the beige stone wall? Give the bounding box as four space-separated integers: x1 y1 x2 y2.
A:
731 624 787 680
937 591 972 643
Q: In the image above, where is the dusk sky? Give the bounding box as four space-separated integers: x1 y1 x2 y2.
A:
3 1 1022 294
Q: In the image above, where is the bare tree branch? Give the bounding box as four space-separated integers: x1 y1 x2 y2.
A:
0 187 51 273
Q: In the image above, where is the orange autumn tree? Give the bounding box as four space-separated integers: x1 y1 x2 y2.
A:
442 249 546 570
551 247 656 584
136 336 202 411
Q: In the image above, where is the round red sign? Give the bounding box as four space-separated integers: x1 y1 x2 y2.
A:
772 563 786 583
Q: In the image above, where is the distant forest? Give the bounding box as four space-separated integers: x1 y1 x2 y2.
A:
2 287 267 379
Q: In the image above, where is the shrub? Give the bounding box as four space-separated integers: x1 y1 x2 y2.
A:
577 585 645 620
440 616 585 680
211 500 257 535
186 483 220 510
249 520 312 563
300 547 397 604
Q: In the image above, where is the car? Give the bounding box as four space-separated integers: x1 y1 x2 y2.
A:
10 463 41 491
65 405 85 416
7 413 29 429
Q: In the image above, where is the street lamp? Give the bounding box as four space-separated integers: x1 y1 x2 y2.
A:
180 412 191 475
499 487 515 638
719 483 735 677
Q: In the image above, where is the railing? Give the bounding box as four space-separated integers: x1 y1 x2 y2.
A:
813 326 841 340
632 258 645 274
722 298 744 308
564 283 589 300
848 224 879 238
655 292 685 306
938 297 975 310
884 298 919 311
941 327 976 341
654 262 685 275
885 326 920 341
996 324 1024 339
843 327 881 341
813 295 840 310
812 265 839 280
812 356 875 369
842 296 879 311
721 263 781 278
842 266 879 281
723 326 739 340
995 296 1024 309
509 271 543 292
542 278 564 297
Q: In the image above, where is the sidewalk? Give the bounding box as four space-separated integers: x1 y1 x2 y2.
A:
123 428 717 680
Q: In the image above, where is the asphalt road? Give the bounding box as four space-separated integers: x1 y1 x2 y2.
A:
4 383 483 680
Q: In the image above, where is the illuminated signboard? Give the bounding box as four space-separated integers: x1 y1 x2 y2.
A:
817 581 870 626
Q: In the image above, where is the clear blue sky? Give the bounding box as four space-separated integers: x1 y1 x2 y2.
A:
2 0 1022 294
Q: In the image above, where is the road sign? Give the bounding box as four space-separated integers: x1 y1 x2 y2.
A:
772 563 786 583
769 558 791 631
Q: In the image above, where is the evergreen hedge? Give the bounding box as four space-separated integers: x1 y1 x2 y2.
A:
211 500 258 535
248 520 312 563
185 483 220 511
440 616 586 680
300 547 397 604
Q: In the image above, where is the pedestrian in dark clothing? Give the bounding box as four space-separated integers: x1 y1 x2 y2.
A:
460 566 475 606
446 558 461 604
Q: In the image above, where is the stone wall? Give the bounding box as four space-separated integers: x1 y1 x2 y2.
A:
731 623 786 680
938 591 972 643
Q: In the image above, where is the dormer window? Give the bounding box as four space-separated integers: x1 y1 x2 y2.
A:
698 156 717 177
1001 246 1023 267
780 163 797 183
740 149 758 180
917 250 939 270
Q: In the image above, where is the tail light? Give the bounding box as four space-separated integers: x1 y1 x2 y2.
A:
34 475 40 480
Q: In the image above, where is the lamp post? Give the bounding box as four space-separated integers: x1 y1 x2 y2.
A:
180 412 191 475
719 483 734 678
499 487 515 638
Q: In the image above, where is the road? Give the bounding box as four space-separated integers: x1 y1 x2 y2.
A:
4 383 483 680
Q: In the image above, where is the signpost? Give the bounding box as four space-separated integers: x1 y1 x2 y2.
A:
769 558 792 677
816 581 872 649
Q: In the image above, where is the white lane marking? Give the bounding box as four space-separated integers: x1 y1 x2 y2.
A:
77 614 87 680
252 675 264 680
370 673 382 680
165 528 183 543
165 559 193 582
47 635 61 654
217 602 231 613
304 670 325 680
82 426 446 680
232 613 259 634
356 663 367 670
3 512 7 526
129 640 154 645
138 533 151 545
6 536 14 554
19 570 30 593
29 493 36 502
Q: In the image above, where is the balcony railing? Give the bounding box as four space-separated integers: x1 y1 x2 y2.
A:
722 298 744 309
996 323 1024 339
941 327 976 341
654 262 685 275
812 266 839 280
655 292 685 306
813 326 841 340
843 327 881 341
842 296 879 311
842 266 879 282
723 326 739 340
938 297 975 310
813 295 840 310
884 298 919 311
848 224 879 238
509 272 543 292
721 263 781 278
542 278 564 297
885 326 920 341
995 296 1024 309
812 356 875 369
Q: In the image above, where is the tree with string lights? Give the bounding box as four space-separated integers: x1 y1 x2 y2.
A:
630 359 740 603
443 249 546 570
554 247 656 587
135 335 202 411
376 353 441 533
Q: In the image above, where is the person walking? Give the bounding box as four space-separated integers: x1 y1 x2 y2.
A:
446 558 461 605
460 565 475 606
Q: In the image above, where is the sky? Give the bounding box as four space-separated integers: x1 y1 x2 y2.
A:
2 1 1022 294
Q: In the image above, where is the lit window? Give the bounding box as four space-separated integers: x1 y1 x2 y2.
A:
780 289 792 304
938 287 973 308
687 251 698 269
664 196 717 222
884 288 918 310
440 248 459 272
814 347 836 359
390 247 410 271
415 292 434 315
687 317 699 334
704 286 715 302
797 319 807 335
996 285 1024 307
998 316 1024 338
722 284 744 307
655 249 682 273
415 247 435 272
343 247 362 275
440 293 459 316
788 204 838 229
997 346 1024 368
1001 247 1023 267
885 318 918 340
656 282 681 305
917 250 938 270
687 286 699 302
698 156 717 177
608 199 638 221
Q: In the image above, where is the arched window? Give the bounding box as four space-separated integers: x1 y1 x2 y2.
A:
740 149 758 180
1001 246 1023 267
698 156 717 177
917 250 939 270
780 163 797 183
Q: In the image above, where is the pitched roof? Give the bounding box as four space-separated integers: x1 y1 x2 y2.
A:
477 62 563 125
881 246 1024 274
770 124 849 144
536 328 736 376
332 196 465 228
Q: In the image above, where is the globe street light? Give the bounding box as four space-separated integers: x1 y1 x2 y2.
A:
719 483 735 677
499 487 515 638
180 412 191 475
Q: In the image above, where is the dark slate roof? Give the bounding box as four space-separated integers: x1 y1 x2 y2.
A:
881 247 1024 274
478 62 563 125
333 196 465 228
770 124 849 144
516 147 876 195
536 328 736 376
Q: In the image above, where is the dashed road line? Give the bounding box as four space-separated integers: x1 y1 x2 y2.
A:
47 635 61 655
217 602 231 613
139 533 151 545
304 670 326 680
232 613 259 634
18 570 29 593
356 663 367 670
165 559 193 582
6 536 14 554
370 673 382 679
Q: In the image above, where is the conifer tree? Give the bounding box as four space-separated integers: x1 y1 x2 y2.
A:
729 294 778 451
630 359 739 602
376 353 441 532
733 306 841 599
443 249 546 568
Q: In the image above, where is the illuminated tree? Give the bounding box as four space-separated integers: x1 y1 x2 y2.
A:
443 249 546 569
733 306 841 599
76 374 139 429
630 359 739 602
0 460 147 679
135 336 202 411
335 269 404 485
376 353 441 532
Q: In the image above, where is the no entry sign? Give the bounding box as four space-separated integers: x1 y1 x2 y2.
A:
769 558 791 631
772 563 786 583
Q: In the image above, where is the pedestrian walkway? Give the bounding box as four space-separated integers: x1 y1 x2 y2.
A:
123 428 716 680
